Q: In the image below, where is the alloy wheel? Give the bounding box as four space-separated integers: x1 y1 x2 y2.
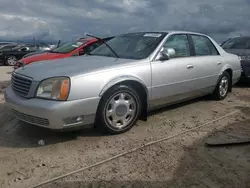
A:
104 92 137 130
219 76 229 97
7 56 17 66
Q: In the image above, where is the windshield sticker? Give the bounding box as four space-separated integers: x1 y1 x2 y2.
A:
72 42 83 48
143 33 162 37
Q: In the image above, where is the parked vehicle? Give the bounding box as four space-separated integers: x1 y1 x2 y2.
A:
0 43 18 51
22 41 61 58
4 31 241 134
0 43 48 66
15 37 113 69
221 36 250 81
0 43 19 64
0 42 16 47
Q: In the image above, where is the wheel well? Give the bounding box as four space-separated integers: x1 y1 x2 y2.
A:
224 69 233 92
101 80 148 121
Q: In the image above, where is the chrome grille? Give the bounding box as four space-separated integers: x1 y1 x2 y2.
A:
12 110 49 126
11 73 32 97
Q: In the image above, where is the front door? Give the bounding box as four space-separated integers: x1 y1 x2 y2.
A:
150 34 197 108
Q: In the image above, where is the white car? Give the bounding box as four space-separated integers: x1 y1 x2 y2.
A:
4 31 241 134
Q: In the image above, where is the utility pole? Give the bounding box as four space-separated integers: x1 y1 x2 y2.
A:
33 36 36 45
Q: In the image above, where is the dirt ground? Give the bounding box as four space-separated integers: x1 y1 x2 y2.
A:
0 66 249 188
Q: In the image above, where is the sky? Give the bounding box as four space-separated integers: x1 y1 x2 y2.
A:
0 0 250 43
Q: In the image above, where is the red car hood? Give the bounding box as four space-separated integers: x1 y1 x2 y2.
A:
21 52 67 64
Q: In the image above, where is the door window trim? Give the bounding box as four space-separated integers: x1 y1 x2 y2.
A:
189 34 220 56
153 33 194 61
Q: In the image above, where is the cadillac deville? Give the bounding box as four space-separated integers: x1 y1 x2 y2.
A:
4 31 241 134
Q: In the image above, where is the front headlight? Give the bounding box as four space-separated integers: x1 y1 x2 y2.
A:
36 77 70 101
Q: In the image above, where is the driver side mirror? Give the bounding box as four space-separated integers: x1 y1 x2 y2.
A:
157 47 176 61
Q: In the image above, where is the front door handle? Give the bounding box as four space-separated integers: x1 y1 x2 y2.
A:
187 64 194 69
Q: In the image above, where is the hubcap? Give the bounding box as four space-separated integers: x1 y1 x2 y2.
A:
219 76 229 97
105 92 137 129
7 56 17 66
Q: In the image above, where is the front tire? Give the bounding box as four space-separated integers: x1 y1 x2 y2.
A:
6 56 17 66
96 85 141 134
213 71 230 100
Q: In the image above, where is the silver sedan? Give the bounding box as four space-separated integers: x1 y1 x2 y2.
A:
4 31 241 134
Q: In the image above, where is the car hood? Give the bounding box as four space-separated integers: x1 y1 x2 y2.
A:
21 52 65 64
224 49 250 56
15 55 137 81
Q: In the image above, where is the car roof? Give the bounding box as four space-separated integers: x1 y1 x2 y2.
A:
230 36 250 39
0 42 15 44
158 30 210 36
117 31 209 37
1 43 17 46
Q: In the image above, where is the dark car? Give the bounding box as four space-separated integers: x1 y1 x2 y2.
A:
0 43 18 51
221 36 250 82
22 42 59 58
0 43 52 66
0 42 16 47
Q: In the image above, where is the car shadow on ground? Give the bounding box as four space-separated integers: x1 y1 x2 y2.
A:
40 107 250 188
234 80 250 88
0 110 104 148
0 93 226 149
148 95 211 116
0 95 213 149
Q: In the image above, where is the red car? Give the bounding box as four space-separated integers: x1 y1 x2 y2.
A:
15 37 112 69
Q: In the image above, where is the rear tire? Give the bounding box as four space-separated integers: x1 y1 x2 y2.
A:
213 71 230 100
6 55 17 66
96 85 141 134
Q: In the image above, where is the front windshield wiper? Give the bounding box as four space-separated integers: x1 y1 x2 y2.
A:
86 34 119 58
48 50 61 53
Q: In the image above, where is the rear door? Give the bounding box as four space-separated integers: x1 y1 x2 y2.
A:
189 34 223 93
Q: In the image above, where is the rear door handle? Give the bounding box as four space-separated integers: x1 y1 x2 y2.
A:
187 64 194 69
217 62 222 65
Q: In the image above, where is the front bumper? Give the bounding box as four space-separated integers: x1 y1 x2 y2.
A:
4 86 100 130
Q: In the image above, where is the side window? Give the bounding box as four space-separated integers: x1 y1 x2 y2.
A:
163 34 190 58
191 35 219 56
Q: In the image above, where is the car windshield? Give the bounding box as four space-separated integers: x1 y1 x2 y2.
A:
89 32 167 59
51 41 85 53
222 37 250 49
